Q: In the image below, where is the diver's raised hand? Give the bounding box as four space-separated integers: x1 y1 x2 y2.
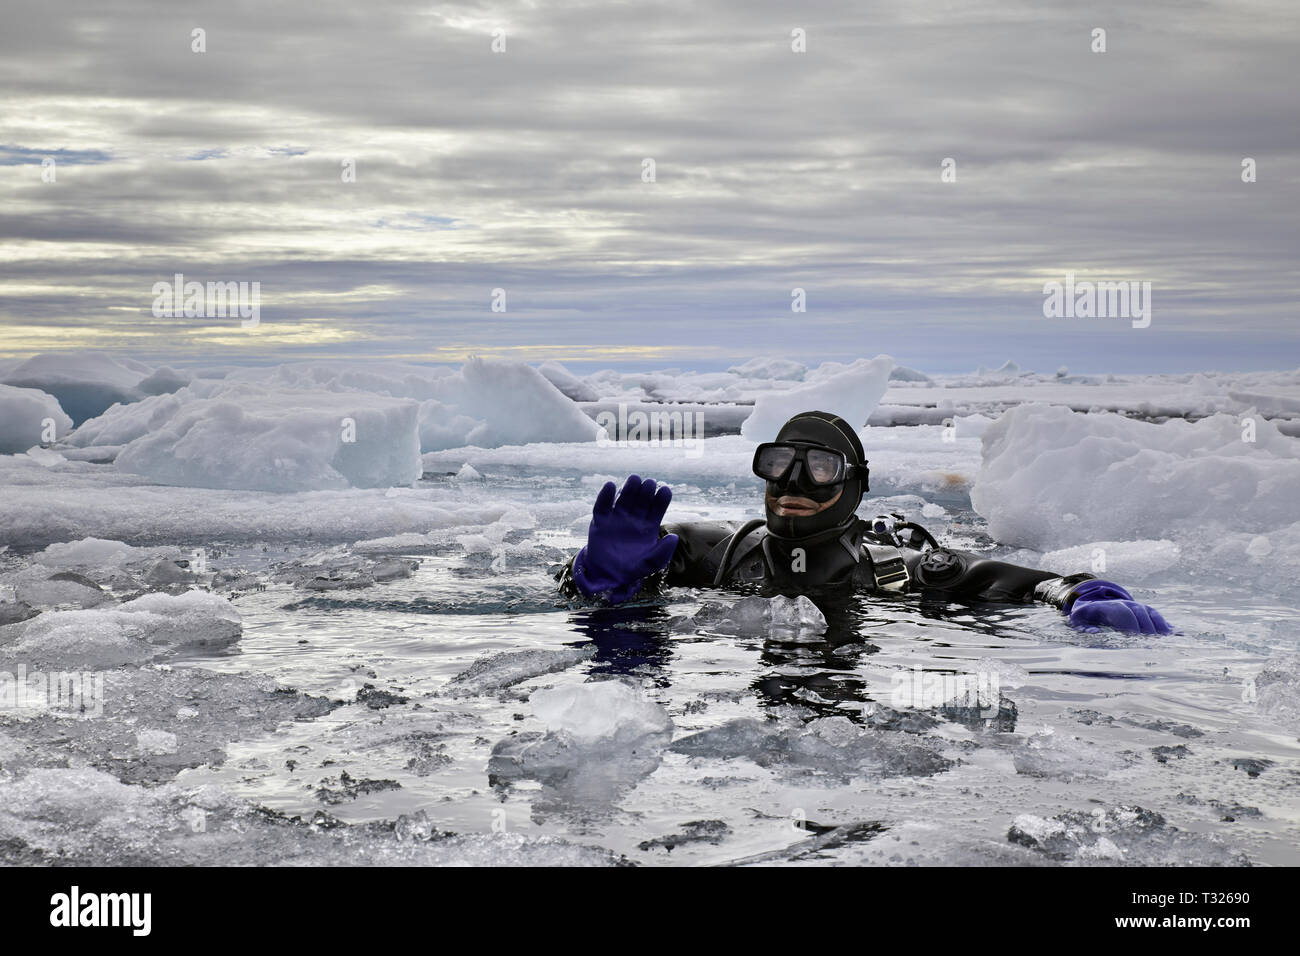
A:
572 474 679 603
1067 579 1172 635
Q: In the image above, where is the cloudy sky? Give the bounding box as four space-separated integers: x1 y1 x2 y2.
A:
1 0 1296 374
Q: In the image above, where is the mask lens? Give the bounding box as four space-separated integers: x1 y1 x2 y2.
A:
754 445 797 480
805 449 845 485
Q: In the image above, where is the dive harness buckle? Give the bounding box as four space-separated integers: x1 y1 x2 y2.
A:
863 544 910 592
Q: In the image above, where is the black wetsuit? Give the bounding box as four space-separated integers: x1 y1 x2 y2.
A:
558 516 1096 612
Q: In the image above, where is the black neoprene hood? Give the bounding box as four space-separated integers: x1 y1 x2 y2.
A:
763 410 868 540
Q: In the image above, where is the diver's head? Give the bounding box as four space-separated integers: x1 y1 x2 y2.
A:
753 410 869 540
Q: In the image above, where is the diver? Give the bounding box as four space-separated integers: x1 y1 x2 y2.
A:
557 409 1171 634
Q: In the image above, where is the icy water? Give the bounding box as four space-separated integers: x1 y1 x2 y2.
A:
2 472 1298 866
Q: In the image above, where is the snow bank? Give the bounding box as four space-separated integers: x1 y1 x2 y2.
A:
740 355 895 442
0 351 151 425
972 404 1300 549
0 384 72 453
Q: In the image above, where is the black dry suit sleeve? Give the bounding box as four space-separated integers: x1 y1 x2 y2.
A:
906 546 1091 604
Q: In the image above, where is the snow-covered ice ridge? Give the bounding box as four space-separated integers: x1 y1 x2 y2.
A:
3 350 1297 584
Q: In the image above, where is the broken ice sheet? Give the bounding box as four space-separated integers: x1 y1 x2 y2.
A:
488 681 674 813
1011 728 1136 781
0 765 625 867
1008 805 1249 866
0 665 335 784
0 591 242 669
670 714 953 782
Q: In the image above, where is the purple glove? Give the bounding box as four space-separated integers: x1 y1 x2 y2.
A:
572 475 679 604
1068 579 1172 635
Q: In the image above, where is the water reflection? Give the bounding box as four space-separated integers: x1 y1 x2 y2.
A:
567 585 1024 728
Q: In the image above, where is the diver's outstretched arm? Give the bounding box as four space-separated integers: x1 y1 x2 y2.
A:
569 474 679 604
1033 575 1173 635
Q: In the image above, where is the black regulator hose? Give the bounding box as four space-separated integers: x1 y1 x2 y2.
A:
898 521 940 550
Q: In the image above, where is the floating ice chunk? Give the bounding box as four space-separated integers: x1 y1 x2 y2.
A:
671 715 952 780
417 358 600 451
417 400 483 452
0 765 621 865
1008 805 1246 865
106 385 423 492
770 595 828 633
537 361 601 401
727 357 808 381
32 537 172 568
23 445 65 468
971 359 1027 384
1013 728 1133 780
447 647 596 697
973 404 1300 549
273 548 416 590
0 351 150 425
0 384 72 453
487 681 673 808
0 667 334 783
66 388 191 448
8 568 114 609
693 595 827 637
953 412 995 438
0 590 242 668
531 680 672 744
453 462 483 482
740 355 895 442
136 366 191 396
1253 655 1300 732
888 365 932 383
